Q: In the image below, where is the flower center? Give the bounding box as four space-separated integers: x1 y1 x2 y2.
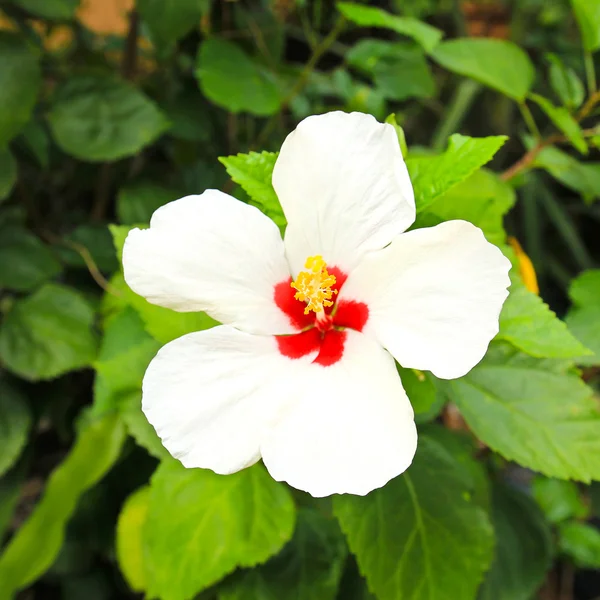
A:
290 255 338 315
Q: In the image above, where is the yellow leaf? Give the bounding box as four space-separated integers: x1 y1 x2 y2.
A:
116 485 150 593
509 236 539 295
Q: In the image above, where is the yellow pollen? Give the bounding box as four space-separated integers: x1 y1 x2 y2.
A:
291 255 337 315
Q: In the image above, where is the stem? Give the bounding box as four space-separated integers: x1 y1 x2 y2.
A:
431 79 480 151
584 51 597 95
252 16 346 149
519 101 541 139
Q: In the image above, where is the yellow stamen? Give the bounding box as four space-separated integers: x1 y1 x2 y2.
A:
291 255 337 315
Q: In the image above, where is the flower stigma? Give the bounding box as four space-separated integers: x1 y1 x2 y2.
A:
291 255 337 315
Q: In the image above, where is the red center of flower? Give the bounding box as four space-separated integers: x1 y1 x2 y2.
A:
273 265 368 366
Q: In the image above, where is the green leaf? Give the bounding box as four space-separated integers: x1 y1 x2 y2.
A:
348 40 435 101
220 509 347 600
116 486 150 593
219 151 285 227
164 88 212 142
117 181 177 224
0 227 62 291
407 134 507 213
498 279 591 358
0 413 126 597
337 2 443 53
0 33 41 146
570 0 600 52
48 75 169 162
533 145 600 203
566 270 600 365
120 391 169 460
559 522 600 568
547 54 585 109
479 484 553 600
58 224 119 273
19 119 49 169
0 380 31 478
418 168 514 246
137 0 208 46
93 307 160 414
431 38 534 101
0 284 98 381
334 438 493 600
446 344 600 482
0 466 25 541
92 305 167 459
529 93 587 153
197 39 281 116
144 461 296 600
421 425 491 511
532 477 588 523
11 0 78 19
398 367 437 418
0 147 16 202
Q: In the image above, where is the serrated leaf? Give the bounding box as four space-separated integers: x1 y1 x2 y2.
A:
533 145 600 203
407 134 507 213
532 477 588 523
0 33 41 146
144 461 296 600
529 94 587 154
11 0 78 19
431 38 534 101
137 0 209 46
570 0 600 52
479 483 553 600
0 413 126 598
220 509 347 600
116 486 150 593
197 39 281 116
498 279 591 358
0 284 98 381
421 425 490 511
566 269 600 365
0 147 16 202
219 151 285 227
48 75 169 162
446 344 600 482
334 438 493 600
418 168 514 246
337 3 442 53
117 181 177 225
0 227 62 292
0 379 31 478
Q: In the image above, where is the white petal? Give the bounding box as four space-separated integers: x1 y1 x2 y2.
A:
261 330 417 497
123 190 297 335
339 220 511 380
142 326 316 475
272 111 415 275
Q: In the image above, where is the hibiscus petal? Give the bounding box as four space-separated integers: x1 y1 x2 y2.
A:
272 111 415 276
142 325 317 475
123 190 297 335
339 220 511 380
261 330 417 497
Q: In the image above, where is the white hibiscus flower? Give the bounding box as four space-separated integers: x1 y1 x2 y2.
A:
123 111 511 498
